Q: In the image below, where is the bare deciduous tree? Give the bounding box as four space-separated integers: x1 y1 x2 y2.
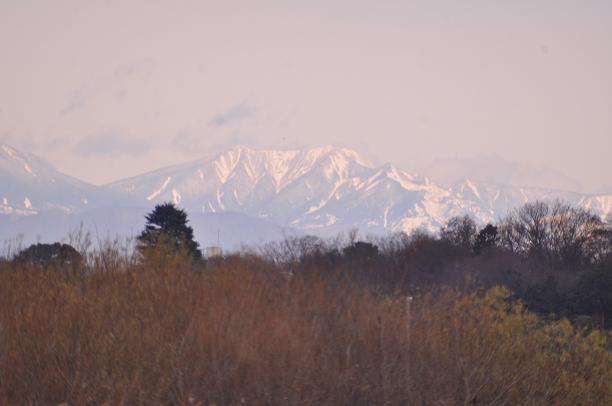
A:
440 215 477 251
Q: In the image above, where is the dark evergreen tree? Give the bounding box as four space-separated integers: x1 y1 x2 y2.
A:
574 260 612 329
14 243 82 269
343 241 379 261
138 203 202 260
473 224 499 255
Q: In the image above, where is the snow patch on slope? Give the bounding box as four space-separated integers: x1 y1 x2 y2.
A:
172 189 182 204
147 177 172 201
98 145 612 236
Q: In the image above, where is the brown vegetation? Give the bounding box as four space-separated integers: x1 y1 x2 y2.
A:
0 244 610 405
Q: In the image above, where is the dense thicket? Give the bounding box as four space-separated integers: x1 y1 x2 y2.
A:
0 251 610 405
0 199 610 404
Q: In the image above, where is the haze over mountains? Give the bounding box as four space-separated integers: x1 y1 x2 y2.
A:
416 155 588 194
1 144 610 250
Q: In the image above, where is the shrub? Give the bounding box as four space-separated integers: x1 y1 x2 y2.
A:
0 252 609 405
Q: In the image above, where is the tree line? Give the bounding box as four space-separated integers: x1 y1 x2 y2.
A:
0 200 610 404
5 200 612 328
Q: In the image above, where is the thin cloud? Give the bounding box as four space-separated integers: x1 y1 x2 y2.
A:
172 128 208 154
0 131 37 151
59 61 154 115
59 87 89 115
172 100 258 154
74 130 151 157
210 100 256 127
172 127 262 156
113 60 154 80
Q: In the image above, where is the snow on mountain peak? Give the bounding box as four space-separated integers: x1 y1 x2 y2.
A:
103 145 612 235
0 144 100 214
2 144 611 244
0 144 68 180
193 145 373 193
213 151 241 184
455 178 482 200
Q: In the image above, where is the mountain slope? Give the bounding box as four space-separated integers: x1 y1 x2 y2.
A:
0 144 99 215
107 146 612 234
0 207 295 250
2 144 610 248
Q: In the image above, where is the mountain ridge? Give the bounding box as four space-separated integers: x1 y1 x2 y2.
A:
1 143 610 247
105 145 612 234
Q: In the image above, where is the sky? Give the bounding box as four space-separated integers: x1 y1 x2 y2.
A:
1 0 611 191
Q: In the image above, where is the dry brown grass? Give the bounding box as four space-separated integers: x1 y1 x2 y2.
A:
0 248 610 405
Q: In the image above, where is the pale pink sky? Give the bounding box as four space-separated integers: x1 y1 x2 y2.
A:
1 0 611 191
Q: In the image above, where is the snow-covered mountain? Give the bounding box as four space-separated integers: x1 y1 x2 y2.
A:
0 144 299 249
107 145 612 234
1 143 611 248
0 144 99 215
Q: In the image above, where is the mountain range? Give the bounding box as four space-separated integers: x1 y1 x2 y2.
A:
1 144 610 250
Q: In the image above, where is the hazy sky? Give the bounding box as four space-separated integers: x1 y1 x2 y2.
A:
1 0 611 190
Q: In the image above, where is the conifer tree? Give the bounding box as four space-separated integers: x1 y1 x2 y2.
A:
473 224 499 255
137 202 202 260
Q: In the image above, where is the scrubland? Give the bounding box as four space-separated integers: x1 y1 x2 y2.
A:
0 241 610 405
